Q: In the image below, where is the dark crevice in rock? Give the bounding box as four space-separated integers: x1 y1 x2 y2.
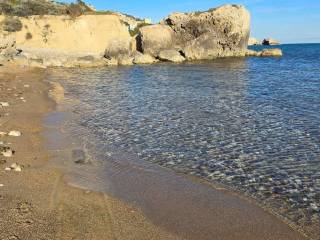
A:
135 34 143 53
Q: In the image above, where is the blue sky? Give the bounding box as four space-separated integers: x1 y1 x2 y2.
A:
62 0 320 43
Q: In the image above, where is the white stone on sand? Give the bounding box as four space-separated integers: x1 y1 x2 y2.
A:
0 102 9 107
8 131 22 137
2 149 13 157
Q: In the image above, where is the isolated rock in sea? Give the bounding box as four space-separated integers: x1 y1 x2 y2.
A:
248 37 261 46
8 131 22 137
158 50 185 62
261 48 283 57
245 49 261 57
138 24 175 56
133 52 158 64
161 4 250 60
262 38 280 45
246 49 283 57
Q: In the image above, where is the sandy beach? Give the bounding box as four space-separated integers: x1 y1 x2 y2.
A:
0 66 309 240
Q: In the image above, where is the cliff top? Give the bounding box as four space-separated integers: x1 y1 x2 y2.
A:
0 0 140 21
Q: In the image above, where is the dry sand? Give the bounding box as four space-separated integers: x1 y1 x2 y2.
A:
0 65 309 240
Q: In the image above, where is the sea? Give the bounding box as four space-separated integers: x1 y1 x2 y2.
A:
46 44 320 239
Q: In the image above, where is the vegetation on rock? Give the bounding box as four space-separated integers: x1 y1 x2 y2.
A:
0 0 94 17
129 22 151 37
1 16 22 32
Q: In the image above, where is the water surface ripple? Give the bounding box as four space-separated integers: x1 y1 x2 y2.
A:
49 44 320 238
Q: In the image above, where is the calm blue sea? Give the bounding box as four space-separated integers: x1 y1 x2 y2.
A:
49 43 320 237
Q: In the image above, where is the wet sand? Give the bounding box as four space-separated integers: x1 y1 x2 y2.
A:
0 65 309 240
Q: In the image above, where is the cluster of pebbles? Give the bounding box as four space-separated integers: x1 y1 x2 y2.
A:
0 123 23 173
0 81 28 189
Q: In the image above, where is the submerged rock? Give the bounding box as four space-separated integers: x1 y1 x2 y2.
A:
72 149 87 164
261 48 283 57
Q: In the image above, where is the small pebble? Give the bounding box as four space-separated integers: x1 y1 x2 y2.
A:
14 166 22 172
8 131 21 137
0 184 3 187
2 149 13 157
0 102 9 107
24 84 30 88
4 167 11 171
310 203 318 211
9 163 22 172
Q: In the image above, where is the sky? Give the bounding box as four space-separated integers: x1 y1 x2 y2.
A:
62 0 320 43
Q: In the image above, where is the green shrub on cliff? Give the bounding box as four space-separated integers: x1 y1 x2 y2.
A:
0 0 66 16
0 0 95 17
1 16 22 32
129 22 151 37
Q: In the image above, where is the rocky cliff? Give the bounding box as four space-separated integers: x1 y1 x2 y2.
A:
0 3 281 68
137 5 250 61
0 14 131 54
160 4 251 60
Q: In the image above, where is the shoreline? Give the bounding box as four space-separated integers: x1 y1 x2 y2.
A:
0 65 310 240
46 68 309 240
0 66 183 240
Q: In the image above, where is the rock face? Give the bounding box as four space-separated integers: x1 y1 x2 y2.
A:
262 38 280 45
158 4 250 60
0 14 131 55
138 24 175 56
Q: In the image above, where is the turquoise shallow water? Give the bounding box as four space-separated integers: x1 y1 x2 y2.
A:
48 44 320 238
